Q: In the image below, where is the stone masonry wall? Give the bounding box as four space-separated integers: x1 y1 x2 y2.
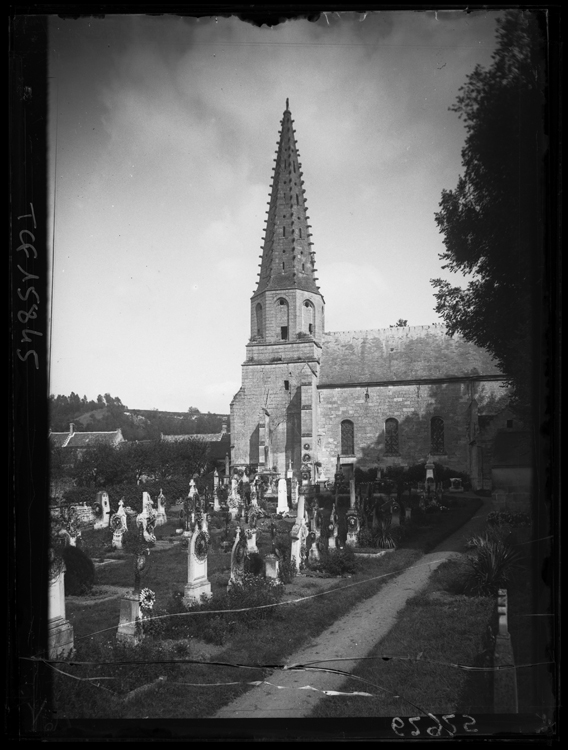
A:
316 378 507 482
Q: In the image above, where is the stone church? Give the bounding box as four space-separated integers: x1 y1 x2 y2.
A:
230 101 513 491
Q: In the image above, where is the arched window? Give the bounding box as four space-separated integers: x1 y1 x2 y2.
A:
341 420 355 455
255 303 264 338
276 298 289 341
431 416 445 454
303 300 315 336
384 418 399 455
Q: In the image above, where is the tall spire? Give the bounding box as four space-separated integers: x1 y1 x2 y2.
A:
253 102 320 296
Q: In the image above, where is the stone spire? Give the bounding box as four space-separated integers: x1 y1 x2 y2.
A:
253 101 320 297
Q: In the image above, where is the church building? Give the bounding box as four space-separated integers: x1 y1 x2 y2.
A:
230 101 511 490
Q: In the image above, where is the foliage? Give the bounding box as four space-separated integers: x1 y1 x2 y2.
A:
486 510 531 528
374 519 397 549
61 545 96 595
389 319 408 327
67 439 209 490
313 547 359 577
431 10 547 419
465 533 523 595
49 392 228 440
277 555 298 585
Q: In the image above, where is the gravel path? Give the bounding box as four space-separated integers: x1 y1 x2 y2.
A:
213 495 493 719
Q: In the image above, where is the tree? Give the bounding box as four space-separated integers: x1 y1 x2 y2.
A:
431 10 546 420
389 319 408 328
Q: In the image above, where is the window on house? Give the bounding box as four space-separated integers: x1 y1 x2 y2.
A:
296 194 299 205
283 226 286 237
284 380 290 390
299 228 302 238
506 419 514 429
431 416 445 454
384 418 399 455
281 326 288 340
341 419 355 455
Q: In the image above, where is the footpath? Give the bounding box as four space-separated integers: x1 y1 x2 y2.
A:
213 494 493 720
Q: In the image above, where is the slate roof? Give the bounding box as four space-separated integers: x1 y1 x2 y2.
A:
319 325 503 386
161 433 229 443
49 429 124 448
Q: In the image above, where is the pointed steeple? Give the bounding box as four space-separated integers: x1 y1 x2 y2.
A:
254 101 320 297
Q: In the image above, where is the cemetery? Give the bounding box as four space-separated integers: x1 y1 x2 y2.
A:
46 460 535 720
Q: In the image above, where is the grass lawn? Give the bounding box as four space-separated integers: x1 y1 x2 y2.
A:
52 496 489 719
309 556 496 719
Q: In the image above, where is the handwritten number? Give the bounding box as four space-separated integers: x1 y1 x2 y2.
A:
17 230 37 258
21 329 43 343
463 715 478 733
18 305 38 324
18 287 40 304
17 203 36 227
408 717 421 736
441 714 457 735
391 717 405 737
17 266 39 282
17 349 39 369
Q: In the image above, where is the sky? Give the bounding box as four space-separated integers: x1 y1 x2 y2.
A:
48 10 503 415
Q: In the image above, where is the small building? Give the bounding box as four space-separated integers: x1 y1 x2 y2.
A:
160 422 231 475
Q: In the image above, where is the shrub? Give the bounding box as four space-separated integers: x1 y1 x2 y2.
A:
314 547 359 578
245 551 266 577
465 534 523 595
62 545 96 595
278 555 298 584
374 519 397 549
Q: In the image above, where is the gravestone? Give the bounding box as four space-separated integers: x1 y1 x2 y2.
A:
227 527 247 591
183 511 212 605
405 506 412 522
308 506 322 562
391 502 401 527
110 499 128 549
117 525 149 646
345 480 360 547
48 548 74 658
277 477 288 515
137 493 157 543
93 491 111 530
328 504 339 550
155 489 167 526
265 520 280 579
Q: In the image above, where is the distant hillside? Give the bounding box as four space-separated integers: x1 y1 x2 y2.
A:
49 393 229 441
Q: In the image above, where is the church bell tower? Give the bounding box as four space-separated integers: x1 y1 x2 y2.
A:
231 100 324 478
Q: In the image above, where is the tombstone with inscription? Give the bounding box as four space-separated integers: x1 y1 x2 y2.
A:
183 510 212 605
48 520 75 658
110 499 128 549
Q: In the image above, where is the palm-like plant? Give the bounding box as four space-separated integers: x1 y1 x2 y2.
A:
466 533 523 595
